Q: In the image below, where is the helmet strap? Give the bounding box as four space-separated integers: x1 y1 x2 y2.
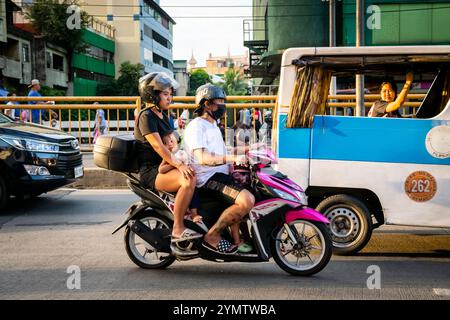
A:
206 109 217 120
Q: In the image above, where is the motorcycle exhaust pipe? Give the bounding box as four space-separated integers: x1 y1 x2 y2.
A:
128 220 171 253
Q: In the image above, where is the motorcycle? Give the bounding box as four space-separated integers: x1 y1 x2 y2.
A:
94 136 332 276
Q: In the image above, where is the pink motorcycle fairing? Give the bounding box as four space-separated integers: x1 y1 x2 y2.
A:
257 169 304 201
252 199 329 224
285 207 330 224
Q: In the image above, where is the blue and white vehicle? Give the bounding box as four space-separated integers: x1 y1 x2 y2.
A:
275 46 450 254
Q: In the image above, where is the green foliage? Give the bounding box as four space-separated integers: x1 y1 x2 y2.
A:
96 61 144 97
97 79 119 96
116 61 145 96
24 0 90 53
40 85 66 97
188 69 211 95
218 68 248 96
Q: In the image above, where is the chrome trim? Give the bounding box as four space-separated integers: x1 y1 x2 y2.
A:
249 211 269 260
283 223 298 245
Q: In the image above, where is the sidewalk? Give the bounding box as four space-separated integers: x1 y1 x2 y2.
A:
67 152 129 189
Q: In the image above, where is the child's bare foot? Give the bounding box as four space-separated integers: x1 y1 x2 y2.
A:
192 214 203 224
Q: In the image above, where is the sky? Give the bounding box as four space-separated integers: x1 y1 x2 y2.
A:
159 0 252 67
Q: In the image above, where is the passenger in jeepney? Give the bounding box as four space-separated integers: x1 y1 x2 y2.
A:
368 71 414 118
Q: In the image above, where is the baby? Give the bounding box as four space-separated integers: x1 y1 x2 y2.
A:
161 131 252 253
160 131 202 224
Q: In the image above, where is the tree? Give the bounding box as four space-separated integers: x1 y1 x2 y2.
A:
188 69 211 95
24 0 90 53
116 61 145 96
219 68 247 96
40 85 66 97
97 79 119 96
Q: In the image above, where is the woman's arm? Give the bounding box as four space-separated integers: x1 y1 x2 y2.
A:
159 160 175 174
145 133 181 167
385 72 414 113
145 133 194 178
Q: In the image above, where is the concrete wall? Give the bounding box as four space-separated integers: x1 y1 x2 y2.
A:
173 60 188 96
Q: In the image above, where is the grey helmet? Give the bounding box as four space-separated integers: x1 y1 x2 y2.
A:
138 72 179 105
194 84 226 114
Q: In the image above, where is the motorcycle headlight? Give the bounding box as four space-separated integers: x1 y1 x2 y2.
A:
272 188 302 204
294 190 308 205
271 188 308 205
0 136 59 153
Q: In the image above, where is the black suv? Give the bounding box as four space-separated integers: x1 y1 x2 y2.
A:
0 112 83 209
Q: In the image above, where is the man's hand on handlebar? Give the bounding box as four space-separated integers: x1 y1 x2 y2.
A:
233 154 248 166
249 142 266 151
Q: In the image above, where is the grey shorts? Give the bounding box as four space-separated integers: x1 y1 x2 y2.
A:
201 172 245 204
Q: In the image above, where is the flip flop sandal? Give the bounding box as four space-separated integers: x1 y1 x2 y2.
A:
237 242 253 253
202 239 238 255
171 228 203 243
170 243 198 256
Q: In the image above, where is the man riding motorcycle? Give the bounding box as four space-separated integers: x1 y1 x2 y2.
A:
183 84 255 255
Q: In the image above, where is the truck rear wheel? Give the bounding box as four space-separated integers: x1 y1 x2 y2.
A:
316 194 372 255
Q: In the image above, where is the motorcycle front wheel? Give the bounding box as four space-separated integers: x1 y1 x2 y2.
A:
270 220 332 276
124 213 176 269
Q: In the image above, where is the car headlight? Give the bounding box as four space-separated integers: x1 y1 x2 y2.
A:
23 165 50 176
0 136 59 153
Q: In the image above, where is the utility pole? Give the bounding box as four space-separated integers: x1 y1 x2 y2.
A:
329 0 337 115
355 0 365 117
329 0 336 47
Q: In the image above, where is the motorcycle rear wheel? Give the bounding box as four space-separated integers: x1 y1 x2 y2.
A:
124 213 176 269
271 220 332 276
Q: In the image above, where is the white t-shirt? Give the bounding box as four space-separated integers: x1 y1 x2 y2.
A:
172 149 189 164
4 101 15 118
184 117 229 187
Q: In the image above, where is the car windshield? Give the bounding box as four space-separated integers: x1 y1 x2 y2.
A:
0 112 12 124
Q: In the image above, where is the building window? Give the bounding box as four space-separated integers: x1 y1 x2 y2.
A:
53 53 64 71
22 43 30 63
85 45 114 63
144 48 152 62
153 30 172 50
161 16 169 29
144 24 152 39
143 4 154 16
154 11 161 23
46 51 52 68
153 52 173 71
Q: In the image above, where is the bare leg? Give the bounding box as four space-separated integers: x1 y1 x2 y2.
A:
190 209 203 223
155 169 196 237
204 190 255 247
230 223 241 245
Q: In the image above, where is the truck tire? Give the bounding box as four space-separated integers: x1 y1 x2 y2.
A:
316 194 372 255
